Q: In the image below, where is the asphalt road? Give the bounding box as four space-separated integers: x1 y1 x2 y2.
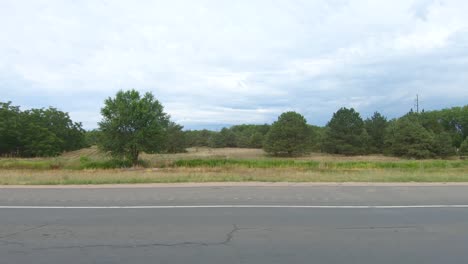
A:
2 185 468 263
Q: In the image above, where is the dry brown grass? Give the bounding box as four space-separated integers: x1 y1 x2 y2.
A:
1 166 467 185
142 147 265 162
0 147 436 168
1 147 466 185
142 147 404 164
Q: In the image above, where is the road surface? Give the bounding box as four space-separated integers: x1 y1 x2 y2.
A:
1 184 468 263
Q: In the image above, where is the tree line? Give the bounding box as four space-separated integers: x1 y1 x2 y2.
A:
320 107 468 158
184 124 270 149
188 107 468 158
1 90 467 163
0 102 86 157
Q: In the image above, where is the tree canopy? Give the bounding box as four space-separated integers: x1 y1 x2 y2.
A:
98 90 170 165
322 107 367 155
184 124 270 149
2 96 466 160
164 122 187 153
384 117 436 159
365 112 388 153
0 101 85 157
263 111 310 156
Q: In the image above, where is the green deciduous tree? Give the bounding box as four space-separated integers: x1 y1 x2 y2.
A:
0 101 85 157
20 124 62 157
0 102 21 156
322 107 367 155
185 130 216 147
164 122 187 153
209 128 236 148
98 90 169 165
263 111 310 156
230 124 269 148
184 125 270 149
84 129 102 147
24 107 86 152
249 132 264 148
418 106 468 148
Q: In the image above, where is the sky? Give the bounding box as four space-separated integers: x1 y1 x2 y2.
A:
1 0 468 130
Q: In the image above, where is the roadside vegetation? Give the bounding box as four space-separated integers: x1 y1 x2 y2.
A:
0 147 467 185
1 89 468 184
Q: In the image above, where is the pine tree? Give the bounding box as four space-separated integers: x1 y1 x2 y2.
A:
364 112 388 153
263 112 310 156
322 107 367 155
384 118 435 159
433 132 455 157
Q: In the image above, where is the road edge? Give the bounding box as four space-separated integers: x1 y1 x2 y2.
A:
2 182 468 188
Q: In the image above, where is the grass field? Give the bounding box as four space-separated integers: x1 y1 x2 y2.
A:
0 147 467 185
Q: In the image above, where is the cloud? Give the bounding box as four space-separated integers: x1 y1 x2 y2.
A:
0 0 467 129
410 0 439 20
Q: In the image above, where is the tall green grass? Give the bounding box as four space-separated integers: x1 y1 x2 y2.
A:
0 156 136 170
77 156 134 169
1 156 466 171
170 159 321 169
170 158 468 170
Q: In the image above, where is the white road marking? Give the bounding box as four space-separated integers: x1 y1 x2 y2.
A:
1 205 468 209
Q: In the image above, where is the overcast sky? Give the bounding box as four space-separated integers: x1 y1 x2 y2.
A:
1 0 467 130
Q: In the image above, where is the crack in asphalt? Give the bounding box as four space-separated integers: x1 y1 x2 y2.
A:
0 224 49 239
27 224 261 251
0 240 25 247
336 226 419 230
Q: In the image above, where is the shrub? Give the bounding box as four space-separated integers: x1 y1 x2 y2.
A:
79 156 133 169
